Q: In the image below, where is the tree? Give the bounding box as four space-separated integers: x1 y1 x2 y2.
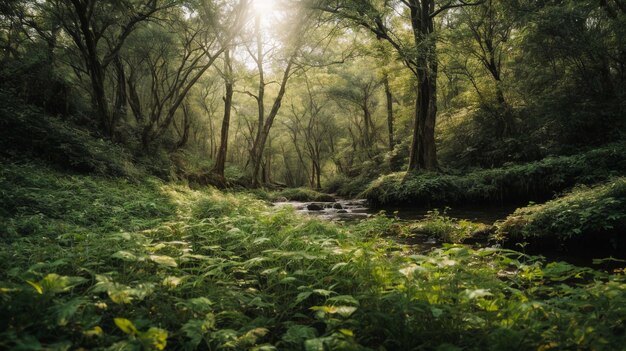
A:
447 0 515 136
47 0 177 138
314 0 484 171
245 7 310 187
212 49 234 181
123 0 249 148
327 68 381 159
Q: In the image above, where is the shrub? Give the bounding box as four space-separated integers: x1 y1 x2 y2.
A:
0 163 175 239
363 142 626 206
495 178 626 256
273 187 335 202
410 209 488 243
0 89 139 177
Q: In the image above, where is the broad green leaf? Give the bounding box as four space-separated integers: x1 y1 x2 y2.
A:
295 291 312 304
282 325 317 344
55 298 86 326
162 276 183 288
431 307 444 318
464 289 493 300
112 251 143 262
26 280 43 294
310 305 357 318
139 327 168 350
186 297 213 312
149 255 177 267
114 318 138 335
312 289 333 297
182 313 216 347
338 329 354 337
83 326 103 337
304 338 326 351
327 295 359 306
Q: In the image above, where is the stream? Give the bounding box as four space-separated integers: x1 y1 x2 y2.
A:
272 199 618 269
272 198 515 224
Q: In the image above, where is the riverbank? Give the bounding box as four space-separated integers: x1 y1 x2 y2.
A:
362 142 626 207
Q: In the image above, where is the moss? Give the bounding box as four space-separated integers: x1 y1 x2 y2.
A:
274 187 336 202
0 162 175 238
496 178 626 256
362 142 626 206
409 209 491 244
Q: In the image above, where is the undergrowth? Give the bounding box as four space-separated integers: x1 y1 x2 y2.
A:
496 178 626 256
0 89 140 177
1 164 625 350
409 209 489 244
362 142 626 206
254 188 336 203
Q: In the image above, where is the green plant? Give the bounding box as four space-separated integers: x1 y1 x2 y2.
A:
409 208 486 243
496 178 626 255
1 164 625 350
362 142 626 207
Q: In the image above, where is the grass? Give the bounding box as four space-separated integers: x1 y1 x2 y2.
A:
1 163 625 350
495 178 626 256
254 187 336 203
407 209 491 244
362 142 626 206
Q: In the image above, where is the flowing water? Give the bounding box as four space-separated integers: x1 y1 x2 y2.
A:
272 199 620 269
272 198 515 224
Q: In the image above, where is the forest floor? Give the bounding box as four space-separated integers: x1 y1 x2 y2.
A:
1 162 625 350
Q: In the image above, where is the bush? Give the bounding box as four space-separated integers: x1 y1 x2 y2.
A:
0 163 175 239
273 187 335 202
409 209 488 243
324 174 373 198
495 178 626 256
363 142 626 206
0 89 139 177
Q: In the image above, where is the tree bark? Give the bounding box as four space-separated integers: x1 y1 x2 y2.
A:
212 49 234 180
250 58 295 187
407 0 438 171
383 75 394 150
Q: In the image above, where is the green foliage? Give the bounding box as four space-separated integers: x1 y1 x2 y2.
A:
363 142 626 206
410 209 487 244
274 188 336 202
1 165 625 349
496 178 626 255
0 162 175 239
0 89 139 177
324 174 374 198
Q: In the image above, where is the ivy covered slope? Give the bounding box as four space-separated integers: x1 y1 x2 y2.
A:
1 163 626 350
496 178 626 257
362 143 626 207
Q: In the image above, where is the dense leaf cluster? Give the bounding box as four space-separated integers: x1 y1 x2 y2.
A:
1 164 625 350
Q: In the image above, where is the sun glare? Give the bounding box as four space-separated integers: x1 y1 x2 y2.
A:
252 0 277 15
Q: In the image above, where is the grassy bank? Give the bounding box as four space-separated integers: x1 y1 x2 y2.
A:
362 143 626 206
495 178 626 257
1 163 625 350
252 187 336 203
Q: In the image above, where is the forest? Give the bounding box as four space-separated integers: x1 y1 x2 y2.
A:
1 0 625 350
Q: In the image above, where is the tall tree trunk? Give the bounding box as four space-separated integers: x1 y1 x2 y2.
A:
315 160 322 189
112 55 127 139
250 58 295 187
362 102 372 156
407 0 438 171
175 103 191 149
383 75 394 150
213 49 234 180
